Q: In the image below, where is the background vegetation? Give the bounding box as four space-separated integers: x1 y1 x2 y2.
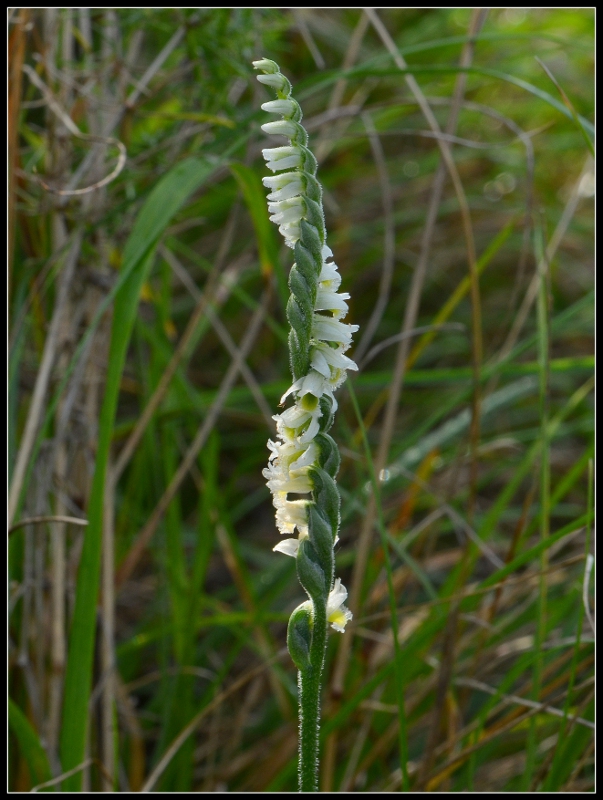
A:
9 8 594 792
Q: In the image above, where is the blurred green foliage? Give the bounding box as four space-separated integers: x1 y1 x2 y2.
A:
9 8 593 792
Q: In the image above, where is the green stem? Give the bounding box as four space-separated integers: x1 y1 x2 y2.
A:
298 597 327 792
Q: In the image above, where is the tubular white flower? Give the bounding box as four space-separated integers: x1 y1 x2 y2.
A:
278 223 301 244
256 72 290 92
312 314 358 346
267 196 305 225
315 288 350 316
275 500 309 537
319 263 342 291
261 98 299 116
261 119 304 138
266 181 304 203
326 578 353 632
278 403 314 429
262 171 301 191
262 146 303 173
290 441 318 471
267 198 300 215
273 537 302 557
299 578 352 632
311 342 358 387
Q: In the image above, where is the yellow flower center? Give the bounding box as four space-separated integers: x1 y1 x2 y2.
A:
300 393 318 411
328 609 347 628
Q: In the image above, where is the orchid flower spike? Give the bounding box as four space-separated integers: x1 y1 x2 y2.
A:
254 56 357 793
254 62 356 638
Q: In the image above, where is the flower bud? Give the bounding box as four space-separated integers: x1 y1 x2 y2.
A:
252 58 279 73
261 119 305 139
261 98 301 120
256 72 290 93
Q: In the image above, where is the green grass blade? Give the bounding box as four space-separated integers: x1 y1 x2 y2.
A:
535 56 595 157
524 223 551 788
543 699 594 790
301 64 594 137
387 376 537 480
476 513 588 594
544 459 594 791
408 217 516 369
59 157 215 790
9 697 54 791
348 382 410 790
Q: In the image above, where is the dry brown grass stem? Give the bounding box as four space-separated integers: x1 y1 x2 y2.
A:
21 64 127 196
357 552 586 630
113 675 145 791
116 290 270 590
8 515 88 534
314 10 370 163
140 648 290 792
331 4 487 694
161 245 274 428
494 154 594 366
347 559 592 789
293 9 326 70
353 111 395 363
453 676 594 730
31 758 113 793
422 672 595 791
324 12 489 788
375 645 592 791
55 22 186 200
8 9 28 289
215 523 290 717
9 227 83 524
113 210 244 483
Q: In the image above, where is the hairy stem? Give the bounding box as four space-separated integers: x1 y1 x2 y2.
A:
298 598 327 792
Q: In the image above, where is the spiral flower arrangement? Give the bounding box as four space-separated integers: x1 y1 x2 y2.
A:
253 58 356 791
